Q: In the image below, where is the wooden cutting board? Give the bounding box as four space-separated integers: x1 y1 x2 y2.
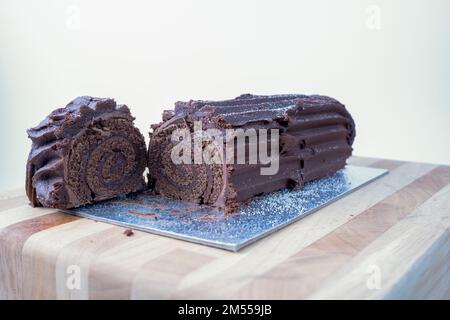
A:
0 156 449 300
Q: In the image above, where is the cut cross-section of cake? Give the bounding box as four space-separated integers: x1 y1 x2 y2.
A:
148 94 356 213
26 96 147 209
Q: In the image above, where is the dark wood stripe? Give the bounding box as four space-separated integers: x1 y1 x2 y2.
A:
0 212 79 299
370 159 405 170
237 166 450 299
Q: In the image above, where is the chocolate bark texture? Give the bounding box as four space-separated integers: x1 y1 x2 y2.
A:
148 94 356 213
26 97 147 209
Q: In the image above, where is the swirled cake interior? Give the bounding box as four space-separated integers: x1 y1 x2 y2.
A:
148 94 356 213
26 96 147 209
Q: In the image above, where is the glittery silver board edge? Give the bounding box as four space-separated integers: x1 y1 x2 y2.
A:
66 165 388 252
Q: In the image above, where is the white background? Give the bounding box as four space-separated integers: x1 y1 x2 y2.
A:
1 0 449 192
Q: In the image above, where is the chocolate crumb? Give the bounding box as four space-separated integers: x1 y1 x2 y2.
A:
123 229 134 237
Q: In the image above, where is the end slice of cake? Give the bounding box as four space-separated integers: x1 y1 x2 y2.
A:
26 96 147 209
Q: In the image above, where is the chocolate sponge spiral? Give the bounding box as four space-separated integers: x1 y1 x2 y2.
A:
26 97 147 209
148 118 225 207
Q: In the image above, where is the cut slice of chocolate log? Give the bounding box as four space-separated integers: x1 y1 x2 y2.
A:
148 94 356 213
26 96 147 209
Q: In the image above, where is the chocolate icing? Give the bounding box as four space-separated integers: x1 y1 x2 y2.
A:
26 97 147 209
148 94 356 213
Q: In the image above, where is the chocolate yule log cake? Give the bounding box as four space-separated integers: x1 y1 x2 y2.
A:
26 97 147 209
148 94 356 213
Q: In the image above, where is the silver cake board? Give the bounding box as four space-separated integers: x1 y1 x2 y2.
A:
67 165 388 252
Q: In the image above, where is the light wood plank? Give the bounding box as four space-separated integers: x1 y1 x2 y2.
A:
308 181 450 299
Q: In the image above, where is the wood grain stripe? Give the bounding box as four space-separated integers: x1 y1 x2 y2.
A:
371 159 405 170
383 231 449 300
235 166 450 299
130 249 216 299
54 226 140 300
87 235 182 300
21 219 113 299
54 227 180 300
0 206 55 230
0 212 79 299
87 233 223 300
